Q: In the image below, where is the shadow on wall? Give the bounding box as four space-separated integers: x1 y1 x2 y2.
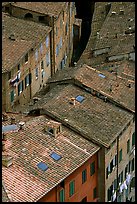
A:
71 1 95 65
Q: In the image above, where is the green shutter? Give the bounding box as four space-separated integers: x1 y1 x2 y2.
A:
90 161 95 176
93 187 97 199
132 132 135 146
59 189 65 202
69 181 75 197
119 149 122 163
127 139 130 153
82 169 87 183
10 90 14 103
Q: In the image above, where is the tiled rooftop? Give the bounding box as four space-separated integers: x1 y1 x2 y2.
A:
2 12 51 73
78 2 135 70
2 113 99 202
94 2 135 51
47 64 135 112
11 2 66 17
30 83 133 148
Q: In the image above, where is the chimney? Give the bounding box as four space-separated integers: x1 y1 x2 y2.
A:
19 121 25 130
11 117 16 124
9 33 15 41
2 155 13 167
119 9 124 15
111 11 116 16
69 98 76 105
45 120 62 137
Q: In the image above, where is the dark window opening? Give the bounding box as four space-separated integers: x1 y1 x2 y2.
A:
39 16 45 22
8 71 11 80
48 127 54 134
24 13 33 19
81 197 87 202
25 53 28 63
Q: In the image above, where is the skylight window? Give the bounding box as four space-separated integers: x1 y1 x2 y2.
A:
2 124 18 133
50 152 62 161
37 162 48 171
75 95 85 103
98 73 106 78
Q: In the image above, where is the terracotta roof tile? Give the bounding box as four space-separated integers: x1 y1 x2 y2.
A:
2 114 99 202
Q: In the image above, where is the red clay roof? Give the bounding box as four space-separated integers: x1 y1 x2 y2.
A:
2 113 99 202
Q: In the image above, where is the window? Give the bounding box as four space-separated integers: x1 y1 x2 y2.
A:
18 64 20 71
81 197 87 202
119 149 122 163
18 81 23 96
41 61 44 70
35 68 38 79
119 171 123 183
93 187 97 199
131 158 134 171
132 132 135 146
65 22 68 35
59 189 65 202
40 43 43 54
45 36 49 48
39 16 45 22
25 73 31 88
114 179 117 190
8 71 11 80
82 169 87 184
46 52 50 66
56 44 59 56
35 49 38 61
25 53 28 63
125 165 128 179
107 188 111 202
59 37 62 49
90 161 95 176
10 90 14 103
69 180 75 197
127 139 130 153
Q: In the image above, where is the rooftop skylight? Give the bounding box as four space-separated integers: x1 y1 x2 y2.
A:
37 162 48 171
50 152 62 161
2 124 18 133
75 95 85 103
98 73 106 78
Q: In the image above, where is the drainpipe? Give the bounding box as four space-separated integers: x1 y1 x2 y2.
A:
116 135 119 202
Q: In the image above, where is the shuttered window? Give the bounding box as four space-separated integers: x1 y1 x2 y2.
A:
10 90 14 103
119 149 122 163
132 132 135 146
82 169 87 184
127 139 130 153
90 161 95 176
59 189 65 202
69 180 75 197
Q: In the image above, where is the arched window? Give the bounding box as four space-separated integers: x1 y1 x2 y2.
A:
24 13 33 19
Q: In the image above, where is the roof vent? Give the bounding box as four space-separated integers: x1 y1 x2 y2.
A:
9 33 15 41
69 98 76 105
2 155 13 167
111 11 116 16
119 9 124 15
19 121 25 130
128 83 131 88
45 120 62 137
